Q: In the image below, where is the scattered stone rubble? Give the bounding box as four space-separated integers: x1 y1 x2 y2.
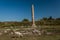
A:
0 28 54 37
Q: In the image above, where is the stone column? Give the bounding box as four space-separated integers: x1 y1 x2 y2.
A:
32 4 36 27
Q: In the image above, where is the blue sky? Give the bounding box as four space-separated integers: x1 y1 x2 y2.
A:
0 0 60 21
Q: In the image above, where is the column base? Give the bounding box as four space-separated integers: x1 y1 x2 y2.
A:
32 24 37 28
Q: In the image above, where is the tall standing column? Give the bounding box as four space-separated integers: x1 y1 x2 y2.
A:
32 4 36 27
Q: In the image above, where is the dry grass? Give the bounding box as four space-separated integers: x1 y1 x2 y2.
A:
0 33 60 40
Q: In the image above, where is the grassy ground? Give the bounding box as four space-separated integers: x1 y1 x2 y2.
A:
0 34 60 40
0 25 60 40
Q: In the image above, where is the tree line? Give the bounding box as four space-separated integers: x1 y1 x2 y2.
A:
0 16 60 27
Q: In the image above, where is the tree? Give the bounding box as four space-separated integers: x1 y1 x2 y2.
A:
22 19 29 22
48 16 52 20
22 19 30 26
43 17 47 20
